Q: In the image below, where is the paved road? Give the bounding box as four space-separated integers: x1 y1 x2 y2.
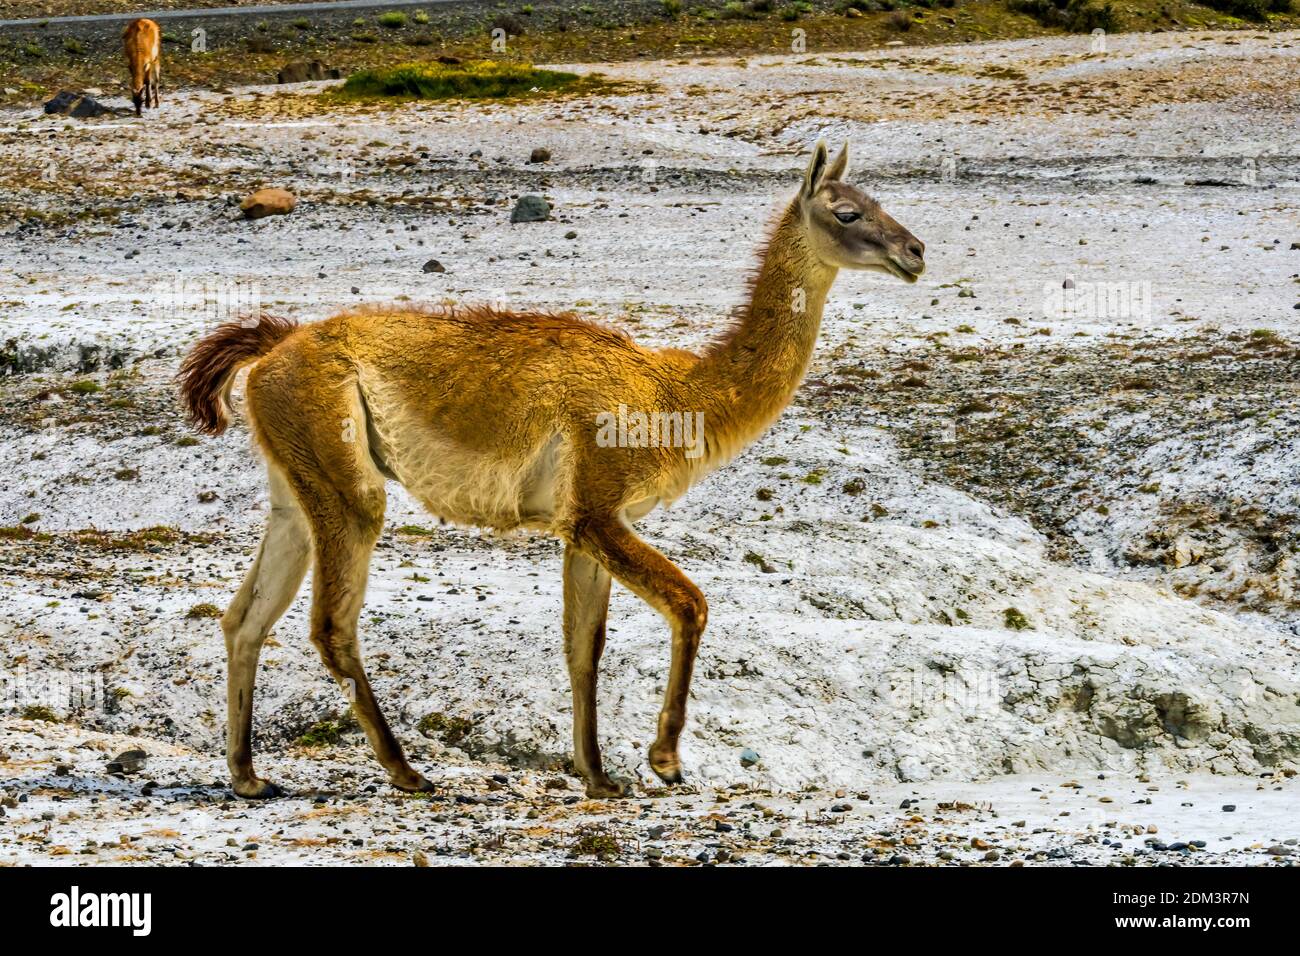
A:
0 0 464 29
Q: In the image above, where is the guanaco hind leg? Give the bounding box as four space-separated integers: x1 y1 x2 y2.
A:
302 500 433 794
257 376 431 793
562 546 627 798
222 466 311 798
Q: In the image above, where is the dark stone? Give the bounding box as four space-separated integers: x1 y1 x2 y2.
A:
44 90 113 118
108 748 147 774
421 259 446 274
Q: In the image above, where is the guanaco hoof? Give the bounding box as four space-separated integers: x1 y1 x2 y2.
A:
233 779 286 800
586 777 633 799
392 773 437 793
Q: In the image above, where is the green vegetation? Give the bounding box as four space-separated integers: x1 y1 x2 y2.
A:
377 11 408 28
1194 0 1291 17
0 525 49 541
1003 607 1033 630
572 826 622 855
340 59 583 100
418 711 475 745
1007 0 1119 31
21 704 59 722
395 524 437 536
298 710 360 747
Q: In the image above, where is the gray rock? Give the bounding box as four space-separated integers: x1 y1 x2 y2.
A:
739 747 759 768
44 91 114 118
510 195 550 223
422 259 446 274
108 749 147 774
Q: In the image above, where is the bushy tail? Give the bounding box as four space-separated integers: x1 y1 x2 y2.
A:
178 314 297 435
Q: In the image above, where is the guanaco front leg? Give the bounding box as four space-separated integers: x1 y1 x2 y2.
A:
563 545 625 798
574 518 707 786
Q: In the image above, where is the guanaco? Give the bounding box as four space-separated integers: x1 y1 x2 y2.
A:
123 18 161 117
179 143 925 799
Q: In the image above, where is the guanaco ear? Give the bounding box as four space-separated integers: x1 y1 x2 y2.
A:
824 143 849 183
802 140 830 198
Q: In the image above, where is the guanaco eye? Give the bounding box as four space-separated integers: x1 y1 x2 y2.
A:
834 210 861 224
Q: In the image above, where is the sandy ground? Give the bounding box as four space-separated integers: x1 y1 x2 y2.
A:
2 720 1297 865
1 30 1298 864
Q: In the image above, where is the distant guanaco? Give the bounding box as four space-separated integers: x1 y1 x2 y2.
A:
123 18 161 117
179 143 926 799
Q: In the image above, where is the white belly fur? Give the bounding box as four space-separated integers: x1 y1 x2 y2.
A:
359 376 661 533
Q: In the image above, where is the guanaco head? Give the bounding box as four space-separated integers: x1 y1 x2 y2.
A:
799 141 926 283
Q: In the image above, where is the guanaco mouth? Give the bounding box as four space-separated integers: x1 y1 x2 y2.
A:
887 257 925 283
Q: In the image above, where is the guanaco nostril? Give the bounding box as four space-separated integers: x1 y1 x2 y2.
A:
907 239 925 259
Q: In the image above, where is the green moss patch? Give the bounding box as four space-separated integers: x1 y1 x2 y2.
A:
418 711 475 745
337 59 585 101
297 710 360 747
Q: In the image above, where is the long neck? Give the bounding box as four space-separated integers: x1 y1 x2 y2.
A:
690 201 838 461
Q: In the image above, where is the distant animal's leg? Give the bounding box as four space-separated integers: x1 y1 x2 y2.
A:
151 59 160 107
563 545 623 798
575 518 707 785
223 465 311 798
